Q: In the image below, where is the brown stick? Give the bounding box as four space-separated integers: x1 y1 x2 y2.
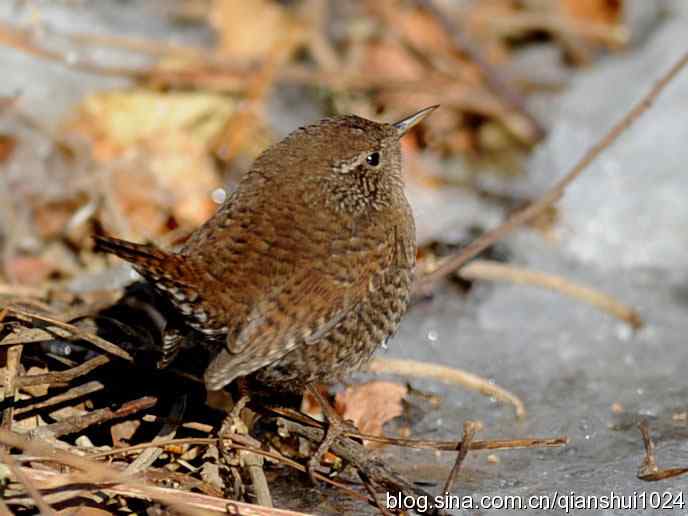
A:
15 380 104 416
16 354 111 388
30 396 157 439
14 465 310 515
279 418 451 516
16 431 368 509
1 344 22 429
637 420 688 481
0 428 215 516
460 259 643 328
414 50 688 295
4 307 133 361
368 357 526 419
442 420 478 494
268 406 567 451
84 430 567 461
358 470 394 516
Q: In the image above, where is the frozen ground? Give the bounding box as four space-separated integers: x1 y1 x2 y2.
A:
376 12 688 516
1 2 688 515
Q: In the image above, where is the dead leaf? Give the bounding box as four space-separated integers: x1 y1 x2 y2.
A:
210 0 302 61
110 419 141 447
362 40 427 84
4 256 57 286
67 90 234 156
335 381 407 447
31 195 88 240
0 133 16 163
21 366 50 397
300 384 328 421
561 0 622 27
64 90 232 235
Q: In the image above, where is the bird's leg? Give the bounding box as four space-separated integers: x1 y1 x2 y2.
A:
305 383 357 483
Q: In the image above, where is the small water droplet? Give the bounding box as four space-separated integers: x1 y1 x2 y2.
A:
211 188 227 204
616 324 632 341
426 329 438 342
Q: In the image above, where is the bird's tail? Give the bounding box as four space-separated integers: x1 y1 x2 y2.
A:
94 236 205 370
94 235 173 275
93 235 198 291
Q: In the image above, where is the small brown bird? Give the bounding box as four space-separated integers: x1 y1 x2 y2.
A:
95 106 436 392
95 108 436 470
95 106 436 475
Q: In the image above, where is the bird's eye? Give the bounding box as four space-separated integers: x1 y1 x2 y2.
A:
366 152 381 167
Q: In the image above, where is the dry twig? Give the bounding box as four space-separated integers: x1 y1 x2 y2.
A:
1 344 22 429
637 420 688 481
3 307 132 361
14 380 104 416
29 396 157 440
460 259 643 328
278 418 450 516
442 420 478 494
15 354 111 388
368 357 526 419
0 428 299 515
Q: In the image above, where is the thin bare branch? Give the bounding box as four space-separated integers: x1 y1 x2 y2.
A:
415 50 688 294
442 420 478 494
637 420 688 481
15 380 104 416
3 306 132 361
30 396 156 440
369 357 526 419
460 259 643 328
16 354 111 388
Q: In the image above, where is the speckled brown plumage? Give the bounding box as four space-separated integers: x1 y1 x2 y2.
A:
94 107 437 392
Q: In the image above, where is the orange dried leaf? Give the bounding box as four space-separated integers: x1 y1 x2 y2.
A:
335 381 407 446
561 0 622 26
0 133 16 163
362 40 426 83
32 197 86 239
110 419 141 447
64 90 232 235
5 256 57 286
210 0 302 60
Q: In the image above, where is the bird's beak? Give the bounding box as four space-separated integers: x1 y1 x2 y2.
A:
393 105 439 137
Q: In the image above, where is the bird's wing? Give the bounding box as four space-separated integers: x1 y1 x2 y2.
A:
203 242 390 390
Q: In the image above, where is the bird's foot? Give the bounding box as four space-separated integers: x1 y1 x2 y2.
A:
305 383 358 484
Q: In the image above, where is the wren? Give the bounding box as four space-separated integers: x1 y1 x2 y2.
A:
94 106 437 393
